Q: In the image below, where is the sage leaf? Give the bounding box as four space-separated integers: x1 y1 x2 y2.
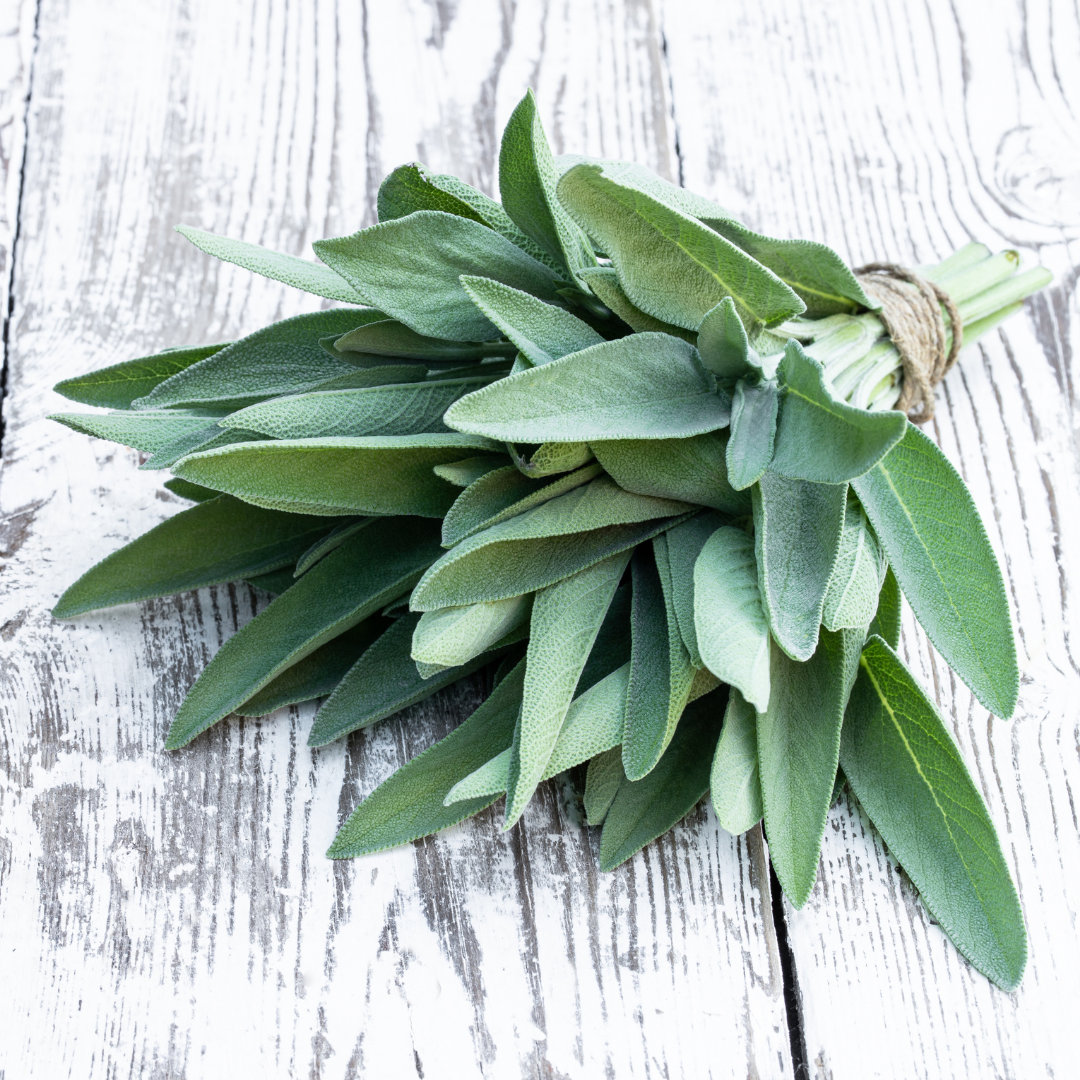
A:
696 297 756 380
771 342 907 484
165 517 443 748
54 343 228 409
576 267 696 341
163 477 219 502
445 333 731 442
313 211 561 342
726 379 780 491
235 617 387 717
411 475 692 610
851 425 1018 718
499 89 597 280
509 441 594 477
53 496 343 619
333 318 516 363
221 378 488 440
432 454 508 487
840 636 1026 990
327 660 525 857
693 525 771 711
172 433 497 517
141 423 266 472
49 410 227 455
753 471 846 661
822 499 886 631
443 749 512 804
244 566 300 595
295 363 429 394
578 581 633 692
294 518 373 577
869 565 901 649
591 432 749 514
665 511 727 666
412 594 532 667
460 276 604 365
505 552 628 826
557 163 804 331
710 688 764 835
584 747 625 825
599 687 724 870
176 224 363 303
136 309 381 410
758 628 862 906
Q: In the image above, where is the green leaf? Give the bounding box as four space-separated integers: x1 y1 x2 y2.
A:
377 161 562 274
726 379 780 491
696 297 756 380
591 431 750 514
710 688 764 835
577 581 633 691
460 276 604 365
327 660 525 858
505 553 628 826
163 477 220 502
598 687 724 870
441 463 601 548
411 475 692 610
172 433 496 517
693 525 771 711
576 267 696 341
165 517 443 748
333 318 517 363
851 425 1018 718
753 471 847 661
53 496 343 619
244 566 300 595
235 617 388 716
823 498 886 631
309 612 500 747
443 749 512 804
584 746 625 825
498 89 597 280
664 511 727 667
221 378 488 440
432 454 508 487
141 424 265 472
557 163 804 331
50 410 227 455
840 636 1026 989
412 594 532 667
771 342 907 484
53 343 229 409
758 628 862 906
135 309 382 410
176 224 363 303
313 211 561 342
445 333 731 442
869 565 902 649
508 441 594 477
294 518 373 576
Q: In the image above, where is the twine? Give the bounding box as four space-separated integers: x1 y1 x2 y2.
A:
854 262 963 423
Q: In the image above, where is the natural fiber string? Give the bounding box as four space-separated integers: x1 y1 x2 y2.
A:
854 262 963 423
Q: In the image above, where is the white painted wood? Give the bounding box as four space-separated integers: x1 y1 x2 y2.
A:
662 0 1080 1076
0 2 792 1077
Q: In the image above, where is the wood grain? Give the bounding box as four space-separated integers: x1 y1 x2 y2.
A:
0 2 791 1077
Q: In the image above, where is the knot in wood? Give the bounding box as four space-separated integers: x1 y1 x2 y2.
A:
854 262 962 424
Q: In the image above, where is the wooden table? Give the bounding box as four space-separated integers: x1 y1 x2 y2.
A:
0 1 1077 1076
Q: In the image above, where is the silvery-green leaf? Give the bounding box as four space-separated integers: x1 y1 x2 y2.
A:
326 659 525 857
696 297 757 380
163 478 219 502
710 688 763 835
499 89 597 280
852 425 1018 718
443 748 512 804
135 309 382 410
432 454 508 487
297 363 429 394
726 379 780 491
822 500 886 631
411 475 692 610
577 581 633 692
175 224 363 303
460 276 604 366
445 333 731 443
412 594 532 667
753 472 846 661
557 163 804 331
665 511 727 667
333 318 516 363
49 410 227 455
868 565 901 649
141 424 265 472
173 433 497 517
591 432 749 514
442 463 601 548
509 441 594 477
771 342 907 484
584 746 625 826
294 518 373 577
693 525 771 711
504 553 629 826
220 378 489 440
313 211 561 342
52 496 345 619
165 518 443 748
576 267 696 342
54 343 229 409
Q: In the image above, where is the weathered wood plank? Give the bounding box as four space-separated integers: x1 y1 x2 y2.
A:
662 0 1080 1075
0 2 792 1077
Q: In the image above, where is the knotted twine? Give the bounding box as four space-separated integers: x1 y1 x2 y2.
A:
854 262 963 423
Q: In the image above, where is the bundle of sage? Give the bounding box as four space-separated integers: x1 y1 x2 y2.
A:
51 90 1049 990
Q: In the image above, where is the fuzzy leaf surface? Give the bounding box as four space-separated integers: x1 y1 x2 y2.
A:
710 688 763 835
412 595 531 667
509 441 594 477
584 747 625 825
432 454 508 487
294 519 373 577
869 566 902 649
665 511 727 667
823 500 886 631
576 267 696 341
726 379 780 491
696 297 756 379
333 318 516 363
50 411 227 455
